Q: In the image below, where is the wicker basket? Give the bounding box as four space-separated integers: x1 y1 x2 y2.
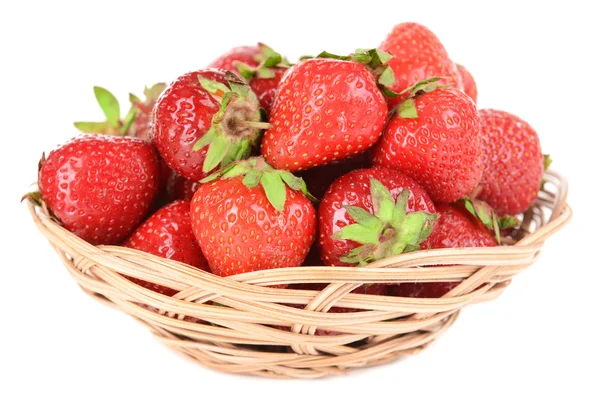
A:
27 170 571 379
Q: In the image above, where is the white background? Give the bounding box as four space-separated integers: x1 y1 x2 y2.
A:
1 1 598 399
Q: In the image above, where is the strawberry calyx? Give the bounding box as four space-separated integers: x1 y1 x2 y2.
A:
200 157 316 212
233 43 290 80
396 77 451 119
331 178 439 266
463 197 517 244
74 86 136 136
192 73 272 173
317 48 396 91
129 82 166 116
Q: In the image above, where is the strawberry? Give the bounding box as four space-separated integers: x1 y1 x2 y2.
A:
209 43 289 114
165 171 201 201
247 67 287 114
298 153 370 200
38 134 160 245
477 109 544 216
370 78 483 203
456 64 477 104
379 22 463 107
208 45 262 76
392 203 496 298
123 200 209 296
421 203 497 249
261 56 388 172
152 69 270 182
128 83 166 141
318 167 437 267
190 157 317 277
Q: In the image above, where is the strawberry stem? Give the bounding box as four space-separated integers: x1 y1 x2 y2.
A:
236 120 272 130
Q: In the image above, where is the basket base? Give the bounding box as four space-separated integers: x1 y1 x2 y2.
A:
148 311 459 379
102 289 459 379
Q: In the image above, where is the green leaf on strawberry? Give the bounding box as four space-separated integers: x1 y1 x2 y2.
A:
332 178 439 265
463 197 517 244
395 77 452 119
201 157 316 212
317 48 397 90
232 43 289 81
192 73 271 173
93 86 121 128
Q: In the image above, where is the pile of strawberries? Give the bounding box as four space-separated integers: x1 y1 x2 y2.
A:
30 22 549 311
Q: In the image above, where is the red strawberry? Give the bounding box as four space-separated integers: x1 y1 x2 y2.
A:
190 157 317 277
318 167 437 267
298 153 370 200
421 203 496 249
128 83 166 141
261 57 388 172
208 45 262 76
209 43 289 114
123 200 209 296
392 203 496 298
248 67 286 114
232 44 289 114
456 64 477 104
38 134 160 245
477 109 544 215
379 22 463 107
370 78 483 203
165 171 201 201
152 69 269 182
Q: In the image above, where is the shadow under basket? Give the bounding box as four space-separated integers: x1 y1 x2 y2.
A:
28 171 571 379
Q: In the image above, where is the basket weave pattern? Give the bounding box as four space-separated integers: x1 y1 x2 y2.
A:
28 171 571 378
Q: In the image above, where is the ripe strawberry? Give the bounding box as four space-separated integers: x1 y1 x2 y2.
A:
318 167 437 267
38 134 160 245
247 67 287 114
392 203 496 298
128 83 166 140
456 64 477 104
477 109 544 215
209 43 289 114
190 157 317 277
123 200 209 296
152 69 270 182
370 78 483 203
379 22 463 107
261 57 388 172
208 45 262 75
421 203 497 249
298 153 370 200
165 171 201 201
